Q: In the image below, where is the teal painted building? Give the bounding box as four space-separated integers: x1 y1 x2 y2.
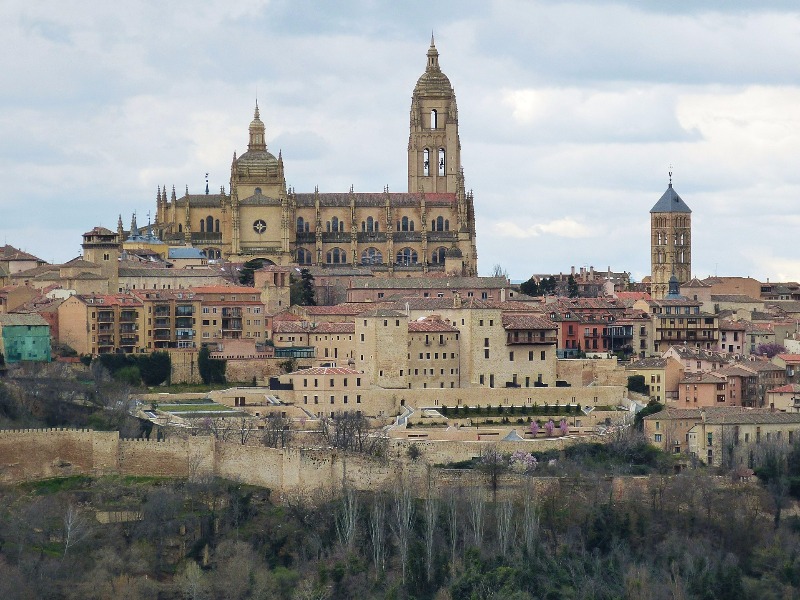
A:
0 314 51 363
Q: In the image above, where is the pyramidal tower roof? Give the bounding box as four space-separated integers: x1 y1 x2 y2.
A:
651 182 691 214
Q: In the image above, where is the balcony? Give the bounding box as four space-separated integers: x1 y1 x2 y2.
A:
176 329 195 340
356 232 387 244
393 231 422 243
190 232 222 244
321 232 352 244
154 306 171 317
506 333 558 345
427 231 456 242
97 313 114 323
120 336 138 346
119 311 138 322
222 320 243 331
154 318 171 328
175 305 195 316
98 324 113 332
295 232 316 244
154 332 172 341
222 308 242 318
119 323 137 333
175 316 193 328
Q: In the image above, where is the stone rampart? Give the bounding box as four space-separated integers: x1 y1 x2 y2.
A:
0 428 640 502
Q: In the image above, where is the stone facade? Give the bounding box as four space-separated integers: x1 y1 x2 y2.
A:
152 40 477 276
650 179 692 300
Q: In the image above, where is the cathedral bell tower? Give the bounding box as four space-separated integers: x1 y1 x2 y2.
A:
408 35 462 194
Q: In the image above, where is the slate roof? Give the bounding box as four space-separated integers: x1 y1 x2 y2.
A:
168 248 206 259
650 184 691 213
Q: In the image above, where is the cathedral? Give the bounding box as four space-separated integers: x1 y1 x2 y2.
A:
152 38 478 276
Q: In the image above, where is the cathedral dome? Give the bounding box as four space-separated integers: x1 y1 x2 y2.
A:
414 36 453 97
233 102 281 172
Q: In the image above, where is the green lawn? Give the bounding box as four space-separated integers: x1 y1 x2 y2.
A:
160 403 233 413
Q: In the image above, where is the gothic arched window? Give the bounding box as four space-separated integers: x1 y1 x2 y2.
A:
326 247 346 264
331 217 339 232
431 109 437 129
434 216 444 232
361 247 383 265
432 247 446 264
423 149 430 177
297 248 312 265
200 220 205 233
366 216 375 233
215 219 220 233
396 247 418 266
438 148 445 176
297 217 305 233
206 216 214 234
401 216 409 232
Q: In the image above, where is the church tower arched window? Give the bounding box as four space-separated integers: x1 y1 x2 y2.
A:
438 148 445 176
432 247 446 264
431 109 437 129
423 149 430 176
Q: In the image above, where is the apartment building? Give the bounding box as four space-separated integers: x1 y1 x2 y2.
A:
58 294 145 355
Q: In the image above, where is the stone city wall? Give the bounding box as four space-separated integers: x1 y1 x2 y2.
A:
0 428 620 501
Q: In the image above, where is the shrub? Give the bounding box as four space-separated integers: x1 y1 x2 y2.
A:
114 365 141 386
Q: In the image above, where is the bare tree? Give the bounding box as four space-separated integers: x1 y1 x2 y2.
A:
466 485 485 549
754 437 791 528
234 416 257 445
263 412 293 448
318 411 387 456
63 502 92 558
200 416 234 442
391 478 415 585
520 480 540 557
422 485 438 583
477 444 509 501
335 483 360 552
495 498 514 558
445 487 461 576
175 561 209 600
369 492 386 581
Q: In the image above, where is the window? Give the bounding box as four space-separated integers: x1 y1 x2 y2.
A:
396 247 418 265
484 349 489 359
361 247 383 265
423 149 430 176
655 434 662 442
253 219 267 234
431 247 447 264
438 148 445 176
297 216 309 233
326 247 347 264
431 109 437 129
509 351 514 361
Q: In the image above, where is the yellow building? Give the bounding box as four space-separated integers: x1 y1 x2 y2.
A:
58 294 145 355
152 39 477 276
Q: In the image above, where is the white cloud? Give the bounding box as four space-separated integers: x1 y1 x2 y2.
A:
492 218 593 239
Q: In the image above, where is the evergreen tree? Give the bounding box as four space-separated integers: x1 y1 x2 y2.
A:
137 352 171 386
290 268 317 306
519 277 541 297
238 258 266 286
567 274 579 298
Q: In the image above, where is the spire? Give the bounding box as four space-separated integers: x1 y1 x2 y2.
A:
668 164 673 188
426 33 440 72
117 215 124 237
171 185 176 201
130 212 138 236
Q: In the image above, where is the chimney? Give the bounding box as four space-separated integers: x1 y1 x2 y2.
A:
500 288 506 302
453 292 462 308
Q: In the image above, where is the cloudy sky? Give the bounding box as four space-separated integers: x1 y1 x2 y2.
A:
2 0 800 283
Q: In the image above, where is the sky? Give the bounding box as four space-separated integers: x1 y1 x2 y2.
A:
2 0 800 283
